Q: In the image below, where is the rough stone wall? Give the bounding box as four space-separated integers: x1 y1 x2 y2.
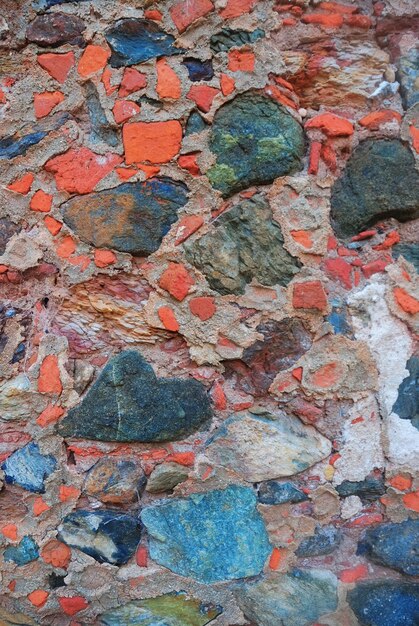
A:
0 0 418 624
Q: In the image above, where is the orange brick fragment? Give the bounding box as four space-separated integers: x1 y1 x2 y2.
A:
410 125 419 153
123 120 182 164
37 51 75 83
44 215 63 236
41 539 71 568
359 110 401 129
28 590 49 608
113 100 140 124
393 287 419 315
312 362 340 388
59 596 88 616
158 306 180 332
210 381 227 410
228 49 255 72
145 9 163 21
220 73 235 96
7 173 34 195
340 564 368 583
389 474 412 491
175 215 204 245
119 68 147 97
78 45 110 78
136 545 148 567
302 13 344 27
293 281 328 310
34 91 64 119
403 491 419 513
33 497 50 516
94 249 117 268
187 85 220 112
55 236 76 259
159 263 195 301
45 148 122 194
220 0 256 18
37 404 64 427
170 0 214 33
305 112 354 136
290 230 313 249
59 485 81 502
189 296 216 320
156 59 181 99
38 354 62 394
269 547 283 570
2 524 18 541
30 189 52 213
178 153 201 176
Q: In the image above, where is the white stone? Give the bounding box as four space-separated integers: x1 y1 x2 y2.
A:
341 496 363 520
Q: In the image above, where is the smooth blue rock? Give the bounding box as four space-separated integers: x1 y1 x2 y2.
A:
296 526 342 557
359 519 419 575
0 113 70 160
1 442 57 493
348 581 419 626
141 485 271 583
183 58 214 82
105 19 183 68
58 509 141 565
3 536 39 566
258 481 308 505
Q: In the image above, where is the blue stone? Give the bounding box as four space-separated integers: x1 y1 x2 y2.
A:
33 0 87 9
348 581 419 626
358 519 419 575
3 536 39 566
141 485 271 583
185 111 208 136
327 305 352 336
257 481 308 505
58 510 141 565
85 81 119 147
336 475 385 501
296 525 342 557
0 113 70 160
1 442 57 493
392 357 419 430
105 19 183 68
183 58 214 82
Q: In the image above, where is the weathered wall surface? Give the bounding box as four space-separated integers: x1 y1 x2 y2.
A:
0 0 418 624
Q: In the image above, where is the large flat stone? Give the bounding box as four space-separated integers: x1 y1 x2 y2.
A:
359 519 419 575
205 411 331 482
61 178 189 256
58 351 212 442
141 485 271 583
184 195 300 295
348 581 419 626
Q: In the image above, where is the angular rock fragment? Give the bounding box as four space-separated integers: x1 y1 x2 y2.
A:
141 485 271 583
34 0 87 8
205 412 331 482
336 475 386 501
348 581 419 626
100 591 222 626
183 58 214 82
105 19 183 68
1 442 57 493
258 481 308 505
210 28 265 53
398 50 419 109
331 139 419 238
392 243 419 273
3 536 39 566
359 519 419 575
207 93 305 196
145 462 189 493
84 458 146 505
58 509 141 565
0 112 70 160
26 12 85 47
184 196 300 295
185 110 208 135
392 356 419 430
84 81 119 147
296 526 342 557
61 178 189 255
235 568 338 626
59 351 212 442
0 219 21 255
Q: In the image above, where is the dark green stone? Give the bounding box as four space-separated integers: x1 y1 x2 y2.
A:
184 195 300 295
210 28 265 53
207 93 305 197
58 351 212 442
330 139 419 238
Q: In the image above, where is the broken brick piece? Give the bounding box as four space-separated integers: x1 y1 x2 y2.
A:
293 281 328 310
78 45 110 78
187 85 220 112
30 190 52 212
305 112 354 137
159 263 195 301
38 355 62 394
156 58 182 99
189 296 216 320
112 99 140 124
7 173 34 195
123 120 182 164
119 68 147 98
158 306 180 331
228 49 255 72
34 91 64 119
170 0 214 33
37 51 75 83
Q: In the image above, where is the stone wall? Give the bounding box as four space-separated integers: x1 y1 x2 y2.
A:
0 0 418 624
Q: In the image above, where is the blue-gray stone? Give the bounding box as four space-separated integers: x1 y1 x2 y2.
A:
392 243 419 273
60 177 189 256
336 475 385 501
398 50 419 109
183 58 214 82
210 28 265 53
358 519 419 575
3 536 39 566
392 357 419 430
33 0 87 9
0 113 70 160
85 81 119 147
348 581 419 626
141 485 271 583
296 526 342 558
1 442 57 493
327 305 352 336
58 509 141 565
257 481 308 505
58 351 212 443
235 568 338 626
105 19 183 68
185 111 208 136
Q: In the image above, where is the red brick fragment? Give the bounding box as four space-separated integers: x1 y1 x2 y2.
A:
305 113 353 137
45 148 122 194
37 404 64 427
158 306 180 332
311 362 341 388
41 540 71 568
220 73 235 96
302 13 344 27
324 257 352 289
308 141 322 174
55 236 76 259
293 281 328 310
78 45 110 78
393 287 419 315
351 229 377 241
123 121 182 164
59 485 81 502
44 215 62 236
37 51 75 83
187 85 220 112
178 153 201 176
170 0 214 33
359 110 401 130
389 474 412 491
319 1 357 13
269 547 283 570
156 59 182 99
345 14 372 28
175 215 204 245
38 355 62 394
189 296 216 320
7 173 34 195
410 125 419 153
211 381 227 410
373 230 400 250
136 545 148 567
28 590 49 608
112 100 140 124
403 491 419 512
30 190 52 213
159 263 195 301
340 564 368 583
145 9 163 21
228 48 255 72
59 597 88 616
291 230 313 249
2 524 18 540
220 0 256 18
119 68 147 98
362 259 389 278
94 249 117 268
34 91 64 119
33 497 50 516
101 67 118 95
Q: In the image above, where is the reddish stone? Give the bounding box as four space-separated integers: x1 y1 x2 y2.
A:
59 485 81 502
123 121 182 164
220 0 256 18
137 164 161 178
159 263 195 301
290 230 313 249
324 257 352 289
34 91 64 119
311 362 340 388
112 100 140 124
292 367 303 382
359 110 401 130
7 173 34 195
220 73 235 96
393 287 419 315
37 51 75 83
178 153 201 176
402 491 419 512
55 236 76 259
94 249 117 268
136 545 148 567
41 540 71 568
156 59 182 99
211 381 227 410
175 215 204 245
269 547 284 571
170 0 214 33
158 306 180 332
346 513 383 527
37 404 64 427
283 18 297 26
305 113 354 136
320 143 337 171
77 45 110 78
189 296 216 320
30 189 52 212
0 88 6 104
293 281 328 310
68 255 91 271
45 148 122 194
228 49 255 72
119 68 147 98
28 590 49 608
59 597 88 616
44 215 62 236
345 14 372 28
302 13 344 27
389 474 412 491
339 564 368 583
187 85 220 112
308 141 322 174
38 355 62 394
362 259 389 278
166 451 195 466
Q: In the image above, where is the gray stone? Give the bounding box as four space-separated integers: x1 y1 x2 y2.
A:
296 526 342 557
145 462 189 493
398 50 419 109
392 243 419 273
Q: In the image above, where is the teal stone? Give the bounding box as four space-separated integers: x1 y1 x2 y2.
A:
207 93 305 197
3 536 39 566
141 485 271 583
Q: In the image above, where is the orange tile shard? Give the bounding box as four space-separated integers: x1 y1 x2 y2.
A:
123 120 182 164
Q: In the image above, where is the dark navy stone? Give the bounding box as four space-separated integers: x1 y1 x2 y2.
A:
61 177 189 256
0 113 70 160
3 536 39 566
26 12 85 47
1 442 57 493
141 485 271 583
208 93 305 197
348 581 419 626
358 519 419 575
296 525 342 557
331 139 419 238
105 19 183 68
392 243 419 273
85 81 119 147
258 481 308 505
183 58 214 81
59 351 212 443
336 475 386 501
185 110 208 136
210 28 265 52
58 509 141 565
392 357 419 430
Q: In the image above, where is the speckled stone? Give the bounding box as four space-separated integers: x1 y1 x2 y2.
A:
392 357 418 430
3 536 39 566
141 485 271 583
58 509 141 565
359 519 419 575
207 93 305 196
100 591 222 626
348 581 419 626
296 526 342 557
235 568 338 626
210 28 265 53
59 351 212 442
61 178 189 256
1 442 57 493
392 243 419 273
84 457 146 505
184 196 301 295
258 481 308 505
398 51 419 109
331 139 419 238
26 12 85 47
